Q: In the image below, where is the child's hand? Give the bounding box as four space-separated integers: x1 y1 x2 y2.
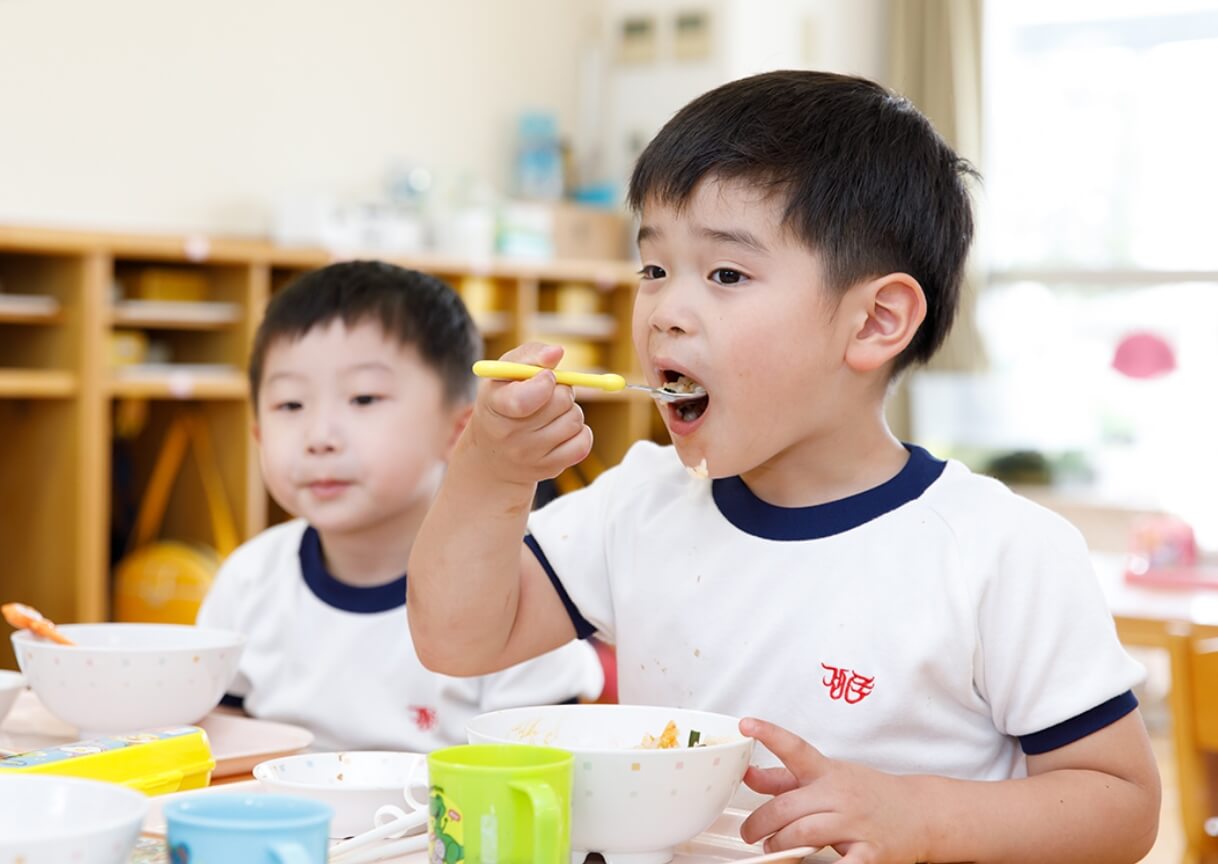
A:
465 342 594 486
739 717 927 864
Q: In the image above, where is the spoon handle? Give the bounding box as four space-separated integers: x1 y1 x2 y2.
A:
473 360 626 392
2 602 75 645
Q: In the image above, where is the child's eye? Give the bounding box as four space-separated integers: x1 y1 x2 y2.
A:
638 264 667 280
351 394 383 406
274 401 303 412
710 268 747 285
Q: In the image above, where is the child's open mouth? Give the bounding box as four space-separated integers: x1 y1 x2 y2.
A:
663 371 710 423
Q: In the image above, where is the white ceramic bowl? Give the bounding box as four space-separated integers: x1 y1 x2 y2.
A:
254 751 428 838
467 704 753 864
11 623 244 734
0 774 148 863
0 669 24 723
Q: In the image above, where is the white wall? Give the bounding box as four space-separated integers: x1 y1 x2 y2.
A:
724 0 889 81
596 0 890 190
0 0 596 235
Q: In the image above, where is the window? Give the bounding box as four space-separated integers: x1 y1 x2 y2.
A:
911 0 1218 548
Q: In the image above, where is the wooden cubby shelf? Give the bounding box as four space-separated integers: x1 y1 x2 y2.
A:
108 369 248 400
110 299 243 330
0 369 77 398
0 224 649 668
0 294 63 324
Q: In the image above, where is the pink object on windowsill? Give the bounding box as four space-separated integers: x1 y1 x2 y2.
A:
1112 331 1176 379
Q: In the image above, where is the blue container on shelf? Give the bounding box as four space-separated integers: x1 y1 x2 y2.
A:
514 111 564 201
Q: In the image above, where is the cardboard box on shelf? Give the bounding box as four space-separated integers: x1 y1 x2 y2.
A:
125 268 211 302
498 202 631 262
551 203 630 261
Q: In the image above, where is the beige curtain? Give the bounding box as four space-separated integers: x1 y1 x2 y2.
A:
885 0 987 437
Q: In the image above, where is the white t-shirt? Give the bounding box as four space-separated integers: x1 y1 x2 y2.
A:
526 441 1143 783
197 520 604 753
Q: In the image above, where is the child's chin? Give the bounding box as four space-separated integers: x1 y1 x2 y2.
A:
674 447 711 477
303 511 361 534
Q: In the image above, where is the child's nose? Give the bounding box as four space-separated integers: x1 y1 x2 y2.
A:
305 414 342 454
647 279 697 336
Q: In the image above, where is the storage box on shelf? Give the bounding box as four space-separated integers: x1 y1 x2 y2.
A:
0 225 648 664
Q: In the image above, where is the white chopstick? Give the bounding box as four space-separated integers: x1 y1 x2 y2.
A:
329 832 428 864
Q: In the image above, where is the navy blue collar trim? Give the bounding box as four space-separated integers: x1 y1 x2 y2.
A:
299 525 408 613
711 444 947 541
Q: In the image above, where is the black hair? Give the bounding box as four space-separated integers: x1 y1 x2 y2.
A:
248 260 481 408
628 69 978 375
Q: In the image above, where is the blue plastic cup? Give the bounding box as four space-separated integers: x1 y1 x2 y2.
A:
164 793 332 863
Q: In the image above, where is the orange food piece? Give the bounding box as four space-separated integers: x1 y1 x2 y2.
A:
639 720 681 749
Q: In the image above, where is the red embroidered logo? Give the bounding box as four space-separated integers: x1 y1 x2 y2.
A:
820 663 875 704
409 705 438 731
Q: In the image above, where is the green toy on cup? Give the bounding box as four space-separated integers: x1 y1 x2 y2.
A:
426 743 572 864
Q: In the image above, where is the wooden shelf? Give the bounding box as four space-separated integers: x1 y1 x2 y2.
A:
0 225 641 284
0 223 647 665
266 246 639 288
0 224 266 263
473 311 512 337
0 294 63 324
0 369 77 398
532 312 618 340
111 299 242 330
109 365 247 399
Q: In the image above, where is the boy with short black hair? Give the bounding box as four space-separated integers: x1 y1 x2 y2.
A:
408 70 1159 862
198 261 602 752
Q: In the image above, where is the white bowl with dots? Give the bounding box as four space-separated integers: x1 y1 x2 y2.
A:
467 703 753 864
11 623 244 735
254 750 429 838
0 774 148 864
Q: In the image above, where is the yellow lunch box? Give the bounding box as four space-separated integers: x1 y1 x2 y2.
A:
0 725 214 795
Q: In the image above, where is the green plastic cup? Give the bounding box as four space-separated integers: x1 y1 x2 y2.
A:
426 743 572 864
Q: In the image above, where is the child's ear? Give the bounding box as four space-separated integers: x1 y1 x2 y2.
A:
843 272 926 374
444 404 474 456
252 421 261 445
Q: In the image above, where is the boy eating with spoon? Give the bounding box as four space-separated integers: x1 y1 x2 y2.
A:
408 71 1158 862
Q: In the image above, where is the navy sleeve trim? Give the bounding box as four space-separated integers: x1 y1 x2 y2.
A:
524 534 597 640
219 693 246 711
1019 690 1138 755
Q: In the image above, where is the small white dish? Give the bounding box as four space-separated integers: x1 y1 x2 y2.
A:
254 750 427 839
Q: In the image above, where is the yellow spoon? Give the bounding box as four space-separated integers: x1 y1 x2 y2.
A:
473 360 706 404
